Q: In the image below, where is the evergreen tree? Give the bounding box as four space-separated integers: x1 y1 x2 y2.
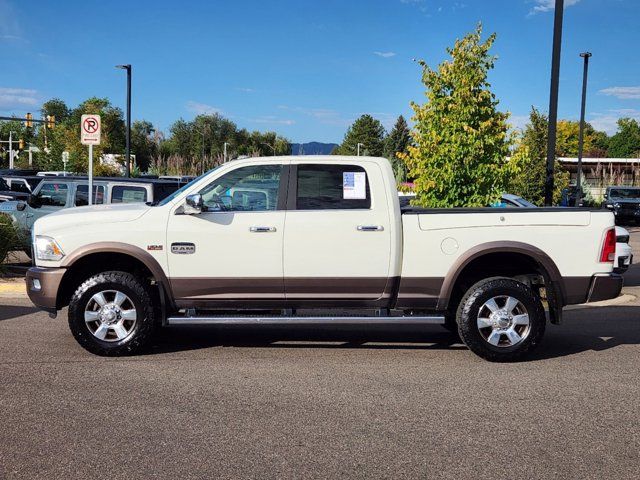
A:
333 114 386 157
401 24 512 207
384 115 412 182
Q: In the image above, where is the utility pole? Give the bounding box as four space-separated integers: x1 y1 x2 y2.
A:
116 64 132 177
9 131 14 169
223 142 229 162
544 0 564 206
357 143 364 156
575 52 592 207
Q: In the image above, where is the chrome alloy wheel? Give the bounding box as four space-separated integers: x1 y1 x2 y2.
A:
84 290 137 342
477 295 531 348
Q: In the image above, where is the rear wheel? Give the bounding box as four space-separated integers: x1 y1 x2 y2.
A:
456 277 545 362
68 271 156 356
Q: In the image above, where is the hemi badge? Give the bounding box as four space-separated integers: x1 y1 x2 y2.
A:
147 245 163 251
171 242 196 254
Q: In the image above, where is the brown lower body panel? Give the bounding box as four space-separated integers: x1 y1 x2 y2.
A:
171 276 399 309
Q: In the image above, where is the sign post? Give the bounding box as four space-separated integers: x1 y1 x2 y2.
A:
80 115 101 205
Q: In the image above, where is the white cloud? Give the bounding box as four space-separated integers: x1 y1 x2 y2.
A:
373 51 396 58
589 109 640 135
599 86 640 100
529 0 581 15
248 116 295 126
185 101 222 115
0 87 39 111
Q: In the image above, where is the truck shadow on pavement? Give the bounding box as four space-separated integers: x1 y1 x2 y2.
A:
147 304 640 361
0 303 40 321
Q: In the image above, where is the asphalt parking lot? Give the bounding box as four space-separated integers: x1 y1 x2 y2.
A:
1 233 640 479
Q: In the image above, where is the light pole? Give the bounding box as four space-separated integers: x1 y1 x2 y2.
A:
357 143 364 156
544 0 564 206
223 142 229 162
575 52 592 207
116 64 132 177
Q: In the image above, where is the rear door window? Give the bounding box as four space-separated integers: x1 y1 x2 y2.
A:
75 185 105 206
111 185 148 203
295 164 370 210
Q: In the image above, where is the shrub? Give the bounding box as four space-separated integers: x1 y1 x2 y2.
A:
0 213 19 268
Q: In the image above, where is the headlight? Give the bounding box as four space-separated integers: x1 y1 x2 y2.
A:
34 236 65 261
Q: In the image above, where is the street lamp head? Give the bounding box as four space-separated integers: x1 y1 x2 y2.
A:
115 64 131 70
579 52 592 58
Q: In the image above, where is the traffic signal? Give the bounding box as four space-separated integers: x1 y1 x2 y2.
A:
46 115 55 129
19 139 25 149
25 112 33 128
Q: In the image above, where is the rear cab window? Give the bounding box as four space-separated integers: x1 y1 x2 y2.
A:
75 185 105 206
111 185 148 203
295 164 370 210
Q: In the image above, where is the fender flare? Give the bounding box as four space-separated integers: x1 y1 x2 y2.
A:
436 241 565 311
60 241 174 305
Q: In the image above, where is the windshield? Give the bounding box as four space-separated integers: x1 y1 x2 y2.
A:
609 188 640 200
155 167 221 206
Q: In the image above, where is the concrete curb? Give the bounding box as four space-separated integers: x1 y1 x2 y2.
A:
566 293 636 310
0 279 27 297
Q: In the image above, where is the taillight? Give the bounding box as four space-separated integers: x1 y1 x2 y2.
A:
599 228 616 263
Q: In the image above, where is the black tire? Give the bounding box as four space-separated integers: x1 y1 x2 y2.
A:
68 271 156 356
456 277 546 362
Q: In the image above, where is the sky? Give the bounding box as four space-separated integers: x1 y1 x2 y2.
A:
1 0 639 143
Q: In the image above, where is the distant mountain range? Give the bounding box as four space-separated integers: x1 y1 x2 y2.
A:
290 142 338 155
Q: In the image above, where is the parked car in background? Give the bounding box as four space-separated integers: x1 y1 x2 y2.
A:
1 176 43 195
160 175 197 183
0 177 30 202
0 177 183 250
604 186 640 225
36 171 71 177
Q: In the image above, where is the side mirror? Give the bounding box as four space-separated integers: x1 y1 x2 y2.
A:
27 194 41 209
184 194 203 215
16 202 26 211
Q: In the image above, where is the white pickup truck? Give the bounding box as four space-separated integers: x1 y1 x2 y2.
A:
26 156 622 361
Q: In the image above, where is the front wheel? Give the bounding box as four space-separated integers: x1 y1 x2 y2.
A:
68 271 156 356
456 278 546 362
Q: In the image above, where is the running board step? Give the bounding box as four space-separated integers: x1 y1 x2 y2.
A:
166 315 446 326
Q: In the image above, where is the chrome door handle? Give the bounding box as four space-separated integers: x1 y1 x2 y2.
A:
26 213 34 218
250 226 276 233
357 225 384 232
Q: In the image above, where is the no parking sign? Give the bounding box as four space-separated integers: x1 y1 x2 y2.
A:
81 114 101 145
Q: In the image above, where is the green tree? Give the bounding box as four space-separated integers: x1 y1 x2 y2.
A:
608 118 640 158
384 115 412 183
333 114 386 156
402 24 512 207
131 120 158 172
507 107 569 205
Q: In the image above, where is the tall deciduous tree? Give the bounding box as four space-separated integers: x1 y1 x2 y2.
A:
384 115 412 182
402 24 512 207
608 118 640 158
507 107 569 205
332 114 386 157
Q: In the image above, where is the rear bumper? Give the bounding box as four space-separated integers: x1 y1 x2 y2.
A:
25 267 66 313
586 273 623 303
